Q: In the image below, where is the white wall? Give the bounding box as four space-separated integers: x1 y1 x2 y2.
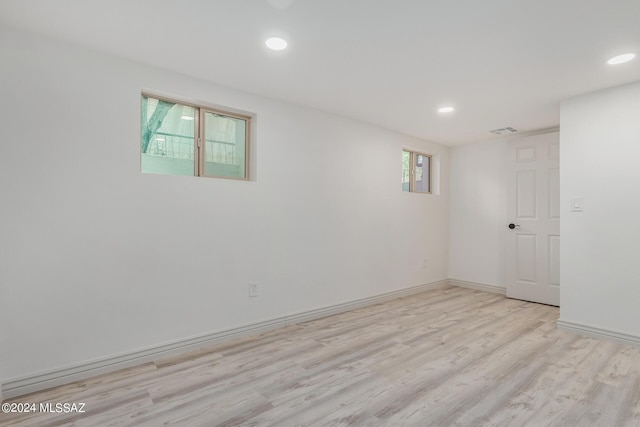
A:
449 139 507 288
0 27 449 384
559 81 640 337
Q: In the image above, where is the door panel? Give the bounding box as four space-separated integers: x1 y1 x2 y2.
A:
517 170 537 219
516 146 536 162
548 168 560 219
506 132 560 306
548 235 560 287
516 234 537 282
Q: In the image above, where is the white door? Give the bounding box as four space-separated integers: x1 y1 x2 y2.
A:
506 132 560 306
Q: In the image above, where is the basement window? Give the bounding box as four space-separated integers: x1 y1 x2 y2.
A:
402 149 431 193
141 94 251 180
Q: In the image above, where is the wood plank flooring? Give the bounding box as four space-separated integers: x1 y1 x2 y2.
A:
2 286 640 426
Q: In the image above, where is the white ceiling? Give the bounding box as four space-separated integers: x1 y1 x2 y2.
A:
1 0 639 146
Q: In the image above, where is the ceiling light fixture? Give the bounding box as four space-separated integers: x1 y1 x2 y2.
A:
438 106 455 113
265 37 288 51
181 115 194 120
607 53 636 65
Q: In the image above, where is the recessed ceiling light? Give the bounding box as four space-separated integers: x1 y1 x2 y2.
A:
265 37 288 51
181 115 194 120
438 106 455 113
607 53 636 65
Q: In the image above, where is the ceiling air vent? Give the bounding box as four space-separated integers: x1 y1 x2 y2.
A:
489 127 519 135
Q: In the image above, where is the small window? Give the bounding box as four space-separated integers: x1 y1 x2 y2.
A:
402 149 431 193
141 94 251 180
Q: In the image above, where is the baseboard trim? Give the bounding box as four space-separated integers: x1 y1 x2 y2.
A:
2 280 448 400
448 279 506 295
2 318 285 401
557 319 640 348
284 280 448 326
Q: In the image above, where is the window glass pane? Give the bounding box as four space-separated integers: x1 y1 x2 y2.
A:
402 150 411 192
141 96 195 176
415 154 430 193
204 111 247 179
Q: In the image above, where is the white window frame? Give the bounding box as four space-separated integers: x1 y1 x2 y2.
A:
402 149 432 194
141 93 252 180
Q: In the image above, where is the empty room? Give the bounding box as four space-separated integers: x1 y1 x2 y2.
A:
1 1 640 425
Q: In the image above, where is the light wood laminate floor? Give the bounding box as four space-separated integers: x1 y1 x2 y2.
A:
2 286 640 426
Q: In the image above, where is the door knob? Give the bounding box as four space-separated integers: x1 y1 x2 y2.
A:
508 223 520 230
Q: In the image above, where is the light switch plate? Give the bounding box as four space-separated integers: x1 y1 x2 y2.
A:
570 197 584 212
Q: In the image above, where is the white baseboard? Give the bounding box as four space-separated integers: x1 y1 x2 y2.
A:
448 279 506 295
1 280 448 400
283 280 448 326
557 319 640 348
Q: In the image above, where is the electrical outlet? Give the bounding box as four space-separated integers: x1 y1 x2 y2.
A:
423 259 428 269
248 282 258 297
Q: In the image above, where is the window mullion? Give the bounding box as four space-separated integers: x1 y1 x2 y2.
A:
410 152 416 192
196 108 203 176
